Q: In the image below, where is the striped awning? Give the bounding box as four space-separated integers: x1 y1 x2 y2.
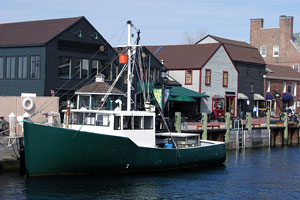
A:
238 93 248 100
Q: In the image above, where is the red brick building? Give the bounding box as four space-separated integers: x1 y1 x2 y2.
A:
250 15 300 71
265 64 300 116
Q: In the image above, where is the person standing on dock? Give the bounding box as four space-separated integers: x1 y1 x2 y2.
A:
253 105 258 118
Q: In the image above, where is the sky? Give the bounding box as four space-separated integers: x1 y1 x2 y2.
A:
2 0 300 46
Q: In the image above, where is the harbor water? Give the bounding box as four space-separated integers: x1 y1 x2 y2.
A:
1 146 300 200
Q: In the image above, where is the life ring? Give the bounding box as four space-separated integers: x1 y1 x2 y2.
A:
22 97 34 111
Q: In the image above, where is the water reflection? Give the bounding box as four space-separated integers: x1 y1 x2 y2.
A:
1 146 300 199
24 166 226 200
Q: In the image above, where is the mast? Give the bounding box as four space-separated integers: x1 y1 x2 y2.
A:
127 20 132 111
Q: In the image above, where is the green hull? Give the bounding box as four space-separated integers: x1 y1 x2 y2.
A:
23 122 226 176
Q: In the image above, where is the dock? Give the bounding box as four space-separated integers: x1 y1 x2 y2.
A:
0 137 20 172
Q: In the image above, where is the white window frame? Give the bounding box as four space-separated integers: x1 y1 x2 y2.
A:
260 46 266 57
266 80 270 92
292 82 297 96
273 45 279 57
283 82 287 93
293 64 299 72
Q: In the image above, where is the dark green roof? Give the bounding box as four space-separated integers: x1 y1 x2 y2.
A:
170 86 209 98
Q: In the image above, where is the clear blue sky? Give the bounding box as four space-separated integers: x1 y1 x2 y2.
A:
2 0 300 46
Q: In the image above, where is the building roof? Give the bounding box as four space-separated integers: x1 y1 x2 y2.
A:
197 35 266 65
76 81 124 95
266 64 300 81
0 16 83 47
146 44 221 70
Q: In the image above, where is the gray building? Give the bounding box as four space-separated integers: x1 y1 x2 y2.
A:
197 35 266 117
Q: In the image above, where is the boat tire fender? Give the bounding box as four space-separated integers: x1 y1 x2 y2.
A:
22 97 34 111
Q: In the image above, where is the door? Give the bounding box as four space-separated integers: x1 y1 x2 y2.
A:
225 96 235 116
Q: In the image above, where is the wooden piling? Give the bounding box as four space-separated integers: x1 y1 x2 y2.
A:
246 112 252 131
201 113 207 140
224 112 230 147
283 112 288 144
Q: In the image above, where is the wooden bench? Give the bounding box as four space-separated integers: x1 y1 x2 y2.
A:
252 123 261 127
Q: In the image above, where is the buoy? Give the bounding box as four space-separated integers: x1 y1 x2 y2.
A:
119 54 128 64
22 97 34 111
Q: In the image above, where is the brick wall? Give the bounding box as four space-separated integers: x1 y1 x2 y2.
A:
267 79 300 115
250 16 300 69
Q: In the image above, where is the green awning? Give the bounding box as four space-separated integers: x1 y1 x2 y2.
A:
170 86 209 98
137 82 208 99
168 95 197 102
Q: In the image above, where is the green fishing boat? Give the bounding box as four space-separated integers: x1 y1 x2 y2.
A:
23 21 226 176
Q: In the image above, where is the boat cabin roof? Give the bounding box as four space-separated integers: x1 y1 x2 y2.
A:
63 109 155 116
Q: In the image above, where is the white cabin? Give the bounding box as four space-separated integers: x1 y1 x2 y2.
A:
63 109 156 148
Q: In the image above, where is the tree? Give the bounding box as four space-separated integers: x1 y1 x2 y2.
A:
181 30 207 44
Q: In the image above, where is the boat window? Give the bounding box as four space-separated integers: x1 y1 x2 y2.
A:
96 114 109 126
79 95 90 109
123 116 133 130
134 116 142 130
144 116 153 129
84 113 96 125
71 113 83 125
114 116 121 130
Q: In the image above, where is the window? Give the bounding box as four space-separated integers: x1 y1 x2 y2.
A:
74 58 81 79
223 71 228 87
144 116 153 129
205 69 211 85
260 46 266 57
91 60 99 77
123 116 133 130
288 85 291 93
283 82 287 93
273 45 279 57
18 57 28 79
107 63 113 81
30 56 40 79
293 64 299 72
292 82 297 96
6 57 16 79
266 80 270 92
0 57 3 79
251 83 254 93
114 116 121 130
134 116 143 130
185 69 192 85
82 59 89 79
96 114 109 126
58 56 71 79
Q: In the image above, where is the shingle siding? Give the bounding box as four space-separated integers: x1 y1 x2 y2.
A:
236 62 265 112
201 46 238 113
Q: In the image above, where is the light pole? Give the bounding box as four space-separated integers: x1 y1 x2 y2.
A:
160 65 168 115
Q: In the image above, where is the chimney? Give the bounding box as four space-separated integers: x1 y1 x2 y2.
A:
250 18 264 44
250 18 264 30
279 15 294 40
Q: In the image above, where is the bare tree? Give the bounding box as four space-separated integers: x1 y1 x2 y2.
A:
181 30 207 44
